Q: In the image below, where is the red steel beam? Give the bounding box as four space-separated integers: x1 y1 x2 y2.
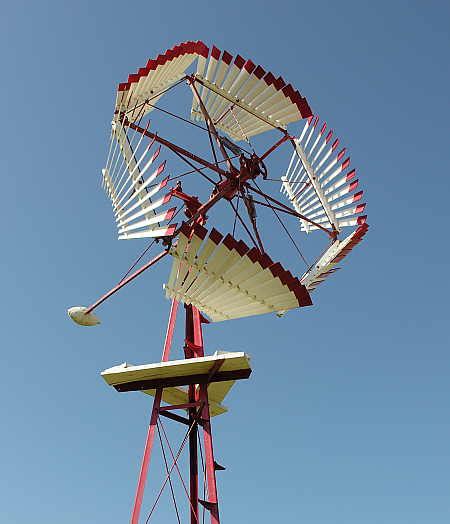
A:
126 120 229 178
246 183 335 237
190 305 221 524
159 410 190 425
198 383 220 524
259 134 291 161
84 249 169 315
130 299 179 524
185 305 202 524
159 402 202 412
188 76 237 175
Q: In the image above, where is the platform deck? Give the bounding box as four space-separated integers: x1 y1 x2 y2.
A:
101 351 251 393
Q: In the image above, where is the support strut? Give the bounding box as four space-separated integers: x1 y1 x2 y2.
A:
129 300 221 524
130 299 179 524
185 304 221 524
126 120 229 179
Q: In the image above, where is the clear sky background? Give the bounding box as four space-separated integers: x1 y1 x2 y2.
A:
1 1 450 523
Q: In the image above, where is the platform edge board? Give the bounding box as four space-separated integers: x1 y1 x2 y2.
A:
113 368 252 392
101 352 250 386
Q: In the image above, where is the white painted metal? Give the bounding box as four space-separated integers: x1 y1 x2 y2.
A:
118 208 174 234
301 224 368 291
203 60 243 123
117 170 167 214
116 190 169 227
113 143 159 202
189 47 309 140
67 306 101 326
292 140 338 231
193 76 285 140
165 228 309 322
102 121 175 240
281 115 366 236
118 224 175 240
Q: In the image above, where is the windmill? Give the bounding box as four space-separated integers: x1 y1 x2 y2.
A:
68 41 368 523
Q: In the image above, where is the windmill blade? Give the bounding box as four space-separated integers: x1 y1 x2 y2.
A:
118 224 177 240
92 42 369 321
116 41 209 117
165 224 312 322
113 151 163 210
281 114 367 235
116 165 167 213
116 193 173 227
114 41 312 143
113 144 160 203
190 47 312 141
301 223 369 291
118 208 177 234
101 124 177 241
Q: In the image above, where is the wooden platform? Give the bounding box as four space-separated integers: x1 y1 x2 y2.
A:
101 351 251 393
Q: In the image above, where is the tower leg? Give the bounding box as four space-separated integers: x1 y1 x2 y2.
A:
186 305 221 524
130 389 162 524
130 299 179 524
185 305 202 524
130 301 221 523
188 395 199 524
199 383 221 524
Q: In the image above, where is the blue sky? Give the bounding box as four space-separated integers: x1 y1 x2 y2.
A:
1 1 450 523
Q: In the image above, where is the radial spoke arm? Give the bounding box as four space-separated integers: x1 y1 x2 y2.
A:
84 249 169 315
126 120 229 178
227 199 260 250
245 182 335 237
188 76 237 174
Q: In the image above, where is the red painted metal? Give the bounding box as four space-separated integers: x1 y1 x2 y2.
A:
192 307 204 353
185 304 221 524
126 120 229 178
246 183 335 237
159 402 202 411
188 76 237 175
198 383 220 524
128 110 295 240
205 359 225 382
172 156 274 232
117 41 209 92
130 390 163 524
170 187 203 221
185 304 202 524
130 299 179 524
259 133 291 161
